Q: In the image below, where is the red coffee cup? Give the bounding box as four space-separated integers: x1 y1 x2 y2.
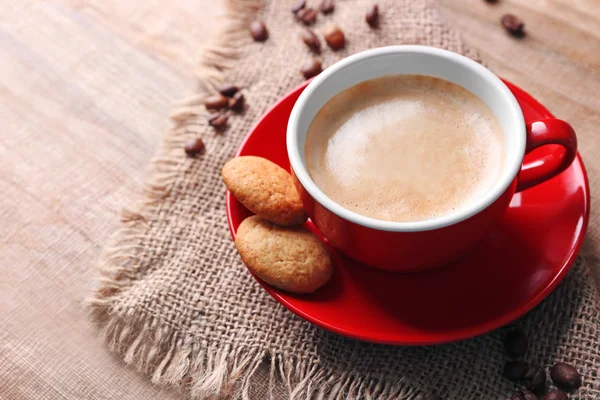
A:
287 46 577 272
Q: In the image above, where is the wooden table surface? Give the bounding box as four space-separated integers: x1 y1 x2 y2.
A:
1 0 598 398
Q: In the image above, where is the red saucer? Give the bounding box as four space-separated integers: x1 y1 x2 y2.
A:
226 80 590 345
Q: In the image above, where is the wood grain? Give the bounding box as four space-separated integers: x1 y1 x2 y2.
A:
438 0 600 284
0 1 222 398
0 0 598 398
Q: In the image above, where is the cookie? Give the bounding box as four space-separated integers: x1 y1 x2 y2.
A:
235 216 333 294
222 156 307 226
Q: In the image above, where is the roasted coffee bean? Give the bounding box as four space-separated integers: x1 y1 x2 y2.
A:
204 94 229 110
208 112 228 129
510 389 537 400
501 14 525 37
503 361 529 381
510 393 522 400
228 92 245 112
292 0 306 14
542 389 569 400
550 362 581 389
297 8 318 25
184 138 205 157
320 0 335 14
365 5 379 27
249 20 269 41
301 29 321 53
504 329 528 358
218 84 239 97
520 389 537 400
323 24 345 50
301 59 322 80
296 8 309 20
304 8 317 24
525 365 546 392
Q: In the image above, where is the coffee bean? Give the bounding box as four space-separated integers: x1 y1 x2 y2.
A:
510 393 521 400
503 361 529 381
184 138 205 157
208 112 228 129
511 389 537 400
501 14 525 37
301 59 322 80
320 0 335 14
307 9 319 24
524 365 546 392
365 5 379 27
296 8 309 20
504 329 528 358
542 389 569 400
218 84 239 97
228 92 245 112
249 20 268 41
550 362 581 389
204 95 229 110
301 29 321 53
323 24 345 50
297 8 318 25
292 0 306 14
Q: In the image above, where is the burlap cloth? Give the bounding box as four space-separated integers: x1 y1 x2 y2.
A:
90 0 600 398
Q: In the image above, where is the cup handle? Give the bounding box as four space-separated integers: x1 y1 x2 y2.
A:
516 119 577 192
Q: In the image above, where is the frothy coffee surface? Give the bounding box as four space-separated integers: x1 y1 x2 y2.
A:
305 75 504 222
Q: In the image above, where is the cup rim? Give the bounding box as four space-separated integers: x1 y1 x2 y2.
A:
287 45 525 232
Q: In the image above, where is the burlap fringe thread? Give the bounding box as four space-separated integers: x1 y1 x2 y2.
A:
89 1 433 399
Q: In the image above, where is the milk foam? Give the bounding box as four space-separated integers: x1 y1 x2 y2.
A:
304 75 504 222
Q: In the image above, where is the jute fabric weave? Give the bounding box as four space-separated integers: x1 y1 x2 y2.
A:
90 0 600 398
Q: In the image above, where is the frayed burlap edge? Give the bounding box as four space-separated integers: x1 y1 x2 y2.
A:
86 1 484 399
85 1 549 399
87 1 275 398
91 0 265 316
87 0 430 397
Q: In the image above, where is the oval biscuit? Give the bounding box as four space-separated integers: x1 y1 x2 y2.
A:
222 156 307 226
235 216 333 294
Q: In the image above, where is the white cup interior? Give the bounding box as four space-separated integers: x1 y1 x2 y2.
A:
287 46 525 232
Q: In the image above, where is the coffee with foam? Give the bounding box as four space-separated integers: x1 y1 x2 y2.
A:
304 75 504 222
